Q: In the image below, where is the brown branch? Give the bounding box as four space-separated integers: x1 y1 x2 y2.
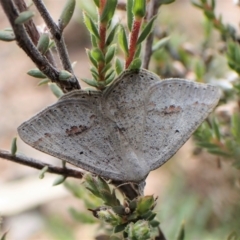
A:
0 149 84 179
13 0 56 67
1 0 80 92
32 0 76 77
143 0 162 69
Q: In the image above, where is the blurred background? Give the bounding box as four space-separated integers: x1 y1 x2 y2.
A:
0 0 240 239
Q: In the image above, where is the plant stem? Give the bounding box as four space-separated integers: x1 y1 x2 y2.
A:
1 0 80 92
0 149 84 179
13 0 56 67
32 0 79 83
125 17 142 68
98 0 107 81
143 0 161 69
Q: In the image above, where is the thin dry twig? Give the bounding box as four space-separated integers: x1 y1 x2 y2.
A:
0 148 141 199
13 0 56 67
32 0 76 75
143 0 162 69
1 0 80 92
0 149 84 179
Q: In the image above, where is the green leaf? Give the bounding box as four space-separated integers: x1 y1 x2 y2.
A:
136 196 155 215
86 49 98 68
59 0 76 29
52 175 67 186
134 44 141 59
152 36 170 52
176 222 185 240
90 34 98 47
100 0 118 23
132 0 146 18
27 68 46 79
114 223 128 233
39 166 49 179
90 67 99 80
137 16 157 44
127 0 134 31
212 118 221 141
115 58 123 75
83 12 100 39
196 142 219 149
194 59 205 80
149 220 160 227
105 71 115 85
207 149 231 157
11 137 17 156
211 0 216 9
59 70 72 81
15 10 35 24
81 78 99 87
0 30 15 42
37 33 50 55
84 173 101 198
91 48 105 62
106 24 119 46
93 0 100 7
48 40 56 49
105 69 115 82
49 83 64 98
38 78 50 86
118 25 129 56
105 44 116 64
100 63 111 74
128 57 142 69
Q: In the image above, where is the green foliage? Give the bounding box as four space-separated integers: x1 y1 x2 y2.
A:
106 24 119 46
115 58 124 75
37 33 50 55
132 0 146 18
52 175 67 186
48 83 64 98
175 222 185 240
10 137 17 156
227 41 240 75
82 175 161 239
83 12 100 39
39 166 49 179
59 0 76 29
14 10 35 24
82 0 157 87
2 1 240 239
0 29 15 41
129 57 142 69
118 25 129 56
137 16 157 44
127 0 134 31
27 68 46 78
100 0 117 24
59 70 72 81
192 0 236 40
